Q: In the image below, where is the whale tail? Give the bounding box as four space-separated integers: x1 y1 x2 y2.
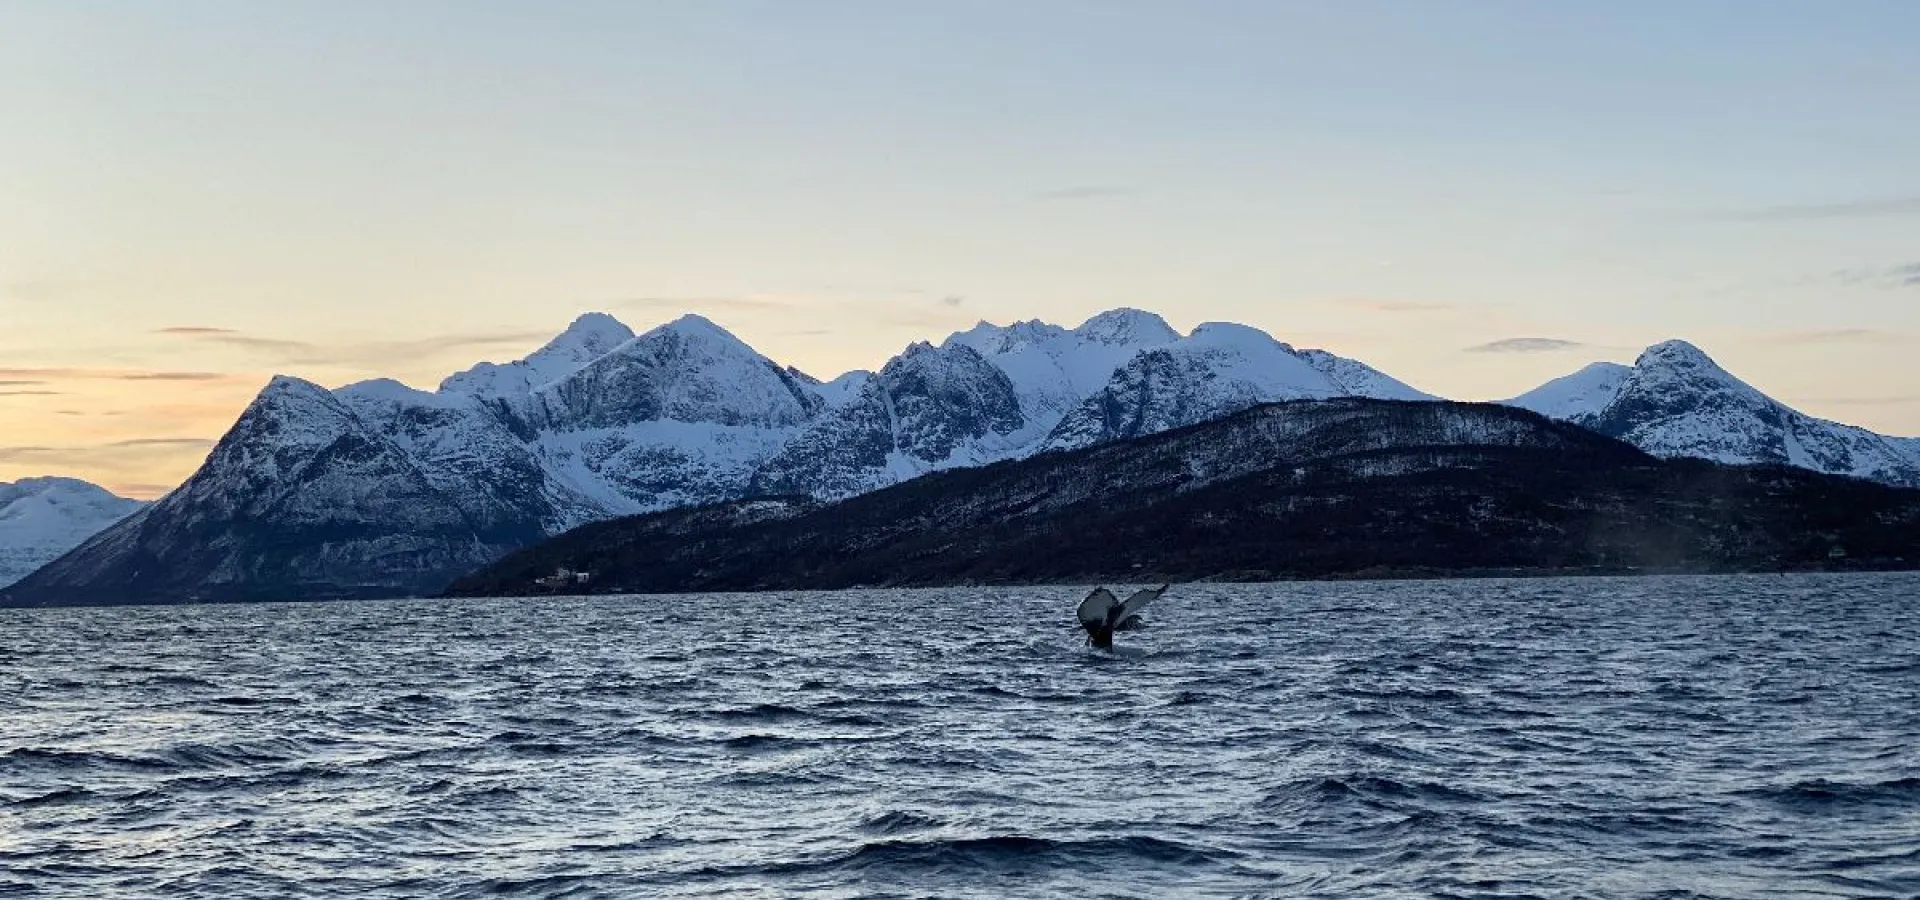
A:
1077 584 1168 648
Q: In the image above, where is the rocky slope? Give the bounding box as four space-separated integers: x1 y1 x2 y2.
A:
447 398 1920 596
751 342 1028 498
1506 342 1920 487
1042 322 1431 451
0 478 146 588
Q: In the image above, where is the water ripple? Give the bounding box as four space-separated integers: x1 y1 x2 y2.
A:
2 573 1917 898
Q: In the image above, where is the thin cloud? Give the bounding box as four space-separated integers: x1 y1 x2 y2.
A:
109 482 178 499
120 371 233 382
0 367 236 382
1709 195 1920 222
108 438 217 449
1034 185 1136 202
1767 328 1898 346
0 438 214 465
0 390 62 396
1465 338 1589 354
152 326 553 368
0 380 47 386
157 327 317 354
156 326 242 335
1820 263 1920 289
940 295 965 308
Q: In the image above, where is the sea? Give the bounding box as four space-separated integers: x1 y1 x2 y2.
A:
2 574 1917 899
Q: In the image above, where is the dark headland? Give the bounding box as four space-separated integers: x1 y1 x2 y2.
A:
444 399 1920 598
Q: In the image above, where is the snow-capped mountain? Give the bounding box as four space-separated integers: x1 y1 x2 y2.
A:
1895 437 1920 469
441 311 635 399
15 375 562 603
0 478 146 588
1505 363 1634 422
0 307 1446 605
752 341 1028 498
1043 321 1433 451
1505 341 1920 487
944 308 1182 429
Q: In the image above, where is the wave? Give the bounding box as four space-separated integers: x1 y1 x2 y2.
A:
1740 777 1920 811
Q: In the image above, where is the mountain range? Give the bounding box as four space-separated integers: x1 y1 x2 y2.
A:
0 478 146 588
4 309 1916 606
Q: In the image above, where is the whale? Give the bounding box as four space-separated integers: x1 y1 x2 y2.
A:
1076 584 1168 649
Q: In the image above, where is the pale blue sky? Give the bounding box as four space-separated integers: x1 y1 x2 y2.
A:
2 1 1917 493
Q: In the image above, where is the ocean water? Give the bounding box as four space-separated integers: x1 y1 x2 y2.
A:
2 574 1917 899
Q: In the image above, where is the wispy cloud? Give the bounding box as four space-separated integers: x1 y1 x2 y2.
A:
0 437 214 465
108 482 179 499
0 367 238 382
0 390 62 396
1034 185 1136 202
122 371 235 382
939 294 965 308
157 327 317 354
0 380 47 387
107 438 218 450
153 327 551 368
156 326 241 336
1709 194 1920 222
1465 338 1589 354
1765 328 1900 346
1817 262 1920 290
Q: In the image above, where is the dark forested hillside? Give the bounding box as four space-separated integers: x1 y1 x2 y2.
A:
446 399 1920 596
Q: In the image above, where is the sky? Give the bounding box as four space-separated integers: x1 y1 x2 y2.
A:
3 1 1918 498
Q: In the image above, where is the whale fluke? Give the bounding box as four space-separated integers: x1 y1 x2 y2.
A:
1077 584 1168 648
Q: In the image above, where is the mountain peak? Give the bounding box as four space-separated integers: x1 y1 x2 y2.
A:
641 313 755 352
1502 361 1633 421
548 312 635 354
1636 339 1720 370
1 476 110 497
440 313 634 397
1075 308 1179 345
1188 321 1284 350
943 318 1070 355
263 374 333 399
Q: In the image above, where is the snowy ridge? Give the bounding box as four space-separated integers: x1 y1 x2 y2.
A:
1295 349 1437 402
0 478 146 587
529 315 821 432
1894 437 1920 469
1043 321 1374 451
441 312 634 398
944 308 1180 435
1507 341 1920 487
1504 363 1633 421
753 342 1028 498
